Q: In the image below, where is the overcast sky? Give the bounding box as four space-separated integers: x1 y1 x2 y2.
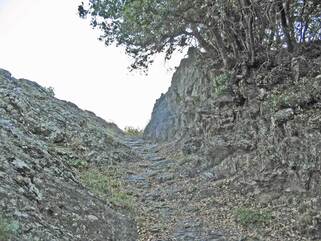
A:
0 0 183 129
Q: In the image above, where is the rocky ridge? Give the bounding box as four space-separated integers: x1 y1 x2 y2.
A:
0 69 137 241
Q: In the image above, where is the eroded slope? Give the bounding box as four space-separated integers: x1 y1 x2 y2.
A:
0 69 137 241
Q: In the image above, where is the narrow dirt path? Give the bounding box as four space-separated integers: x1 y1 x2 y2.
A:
121 137 238 241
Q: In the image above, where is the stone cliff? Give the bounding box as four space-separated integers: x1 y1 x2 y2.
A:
144 48 209 141
145 43 321 239
0 69 137 241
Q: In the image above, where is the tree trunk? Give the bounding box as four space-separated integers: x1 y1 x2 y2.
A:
299 0 306 43
238 0 255 64
192 25 231 69
212 27 231 69
277 0 294 52
243 0 255 64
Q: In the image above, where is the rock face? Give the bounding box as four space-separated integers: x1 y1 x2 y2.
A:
145 44 321 239
144 48 209 141
0 69 137 241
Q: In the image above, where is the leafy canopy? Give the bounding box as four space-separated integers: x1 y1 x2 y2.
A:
79 0 190 70
80 0 321 71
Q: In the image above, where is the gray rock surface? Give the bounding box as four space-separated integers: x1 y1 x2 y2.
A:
0 69 137 241
144 45 321 240
121 137 234 241
144 48 209 141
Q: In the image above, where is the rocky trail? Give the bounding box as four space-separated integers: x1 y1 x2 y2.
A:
119 136 314 241
121 137 237 241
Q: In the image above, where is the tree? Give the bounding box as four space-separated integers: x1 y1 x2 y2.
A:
79 0 321 71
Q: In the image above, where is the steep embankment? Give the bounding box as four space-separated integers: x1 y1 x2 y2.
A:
145 44 321 240
0 69 137 241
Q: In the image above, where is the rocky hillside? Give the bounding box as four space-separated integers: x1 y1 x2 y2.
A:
1 42 321 241
145 43 321 240
0 69 137 241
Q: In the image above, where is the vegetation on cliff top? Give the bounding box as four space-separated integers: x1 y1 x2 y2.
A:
79 0 321 71
124 126 144 136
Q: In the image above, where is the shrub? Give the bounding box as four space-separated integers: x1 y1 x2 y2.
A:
234 208 272 227
67 159 88 169
213 72 231 96
46 86 55 97
124 127 143 136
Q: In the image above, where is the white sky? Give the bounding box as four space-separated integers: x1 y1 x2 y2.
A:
0 0 184 129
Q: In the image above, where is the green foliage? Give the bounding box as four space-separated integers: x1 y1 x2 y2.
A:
0 215 19 241
79 0 188 70
0 216 9 241
7 221 19 235
124 126 143 136
269 77 319 110
46 86 55 97
270 93 292 110
234 208 272 227
67 159 88 169
80 0 321 71
175 94 182 104
213 72 231 96
80 167 134 209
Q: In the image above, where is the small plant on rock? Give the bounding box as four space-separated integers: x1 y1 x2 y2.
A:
80 167 134 210
46 86 55 97
235 208 272 227
68 159 88 169
124 126 143 136
0 215 19 241
0 216 9 241
213 72 231 96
